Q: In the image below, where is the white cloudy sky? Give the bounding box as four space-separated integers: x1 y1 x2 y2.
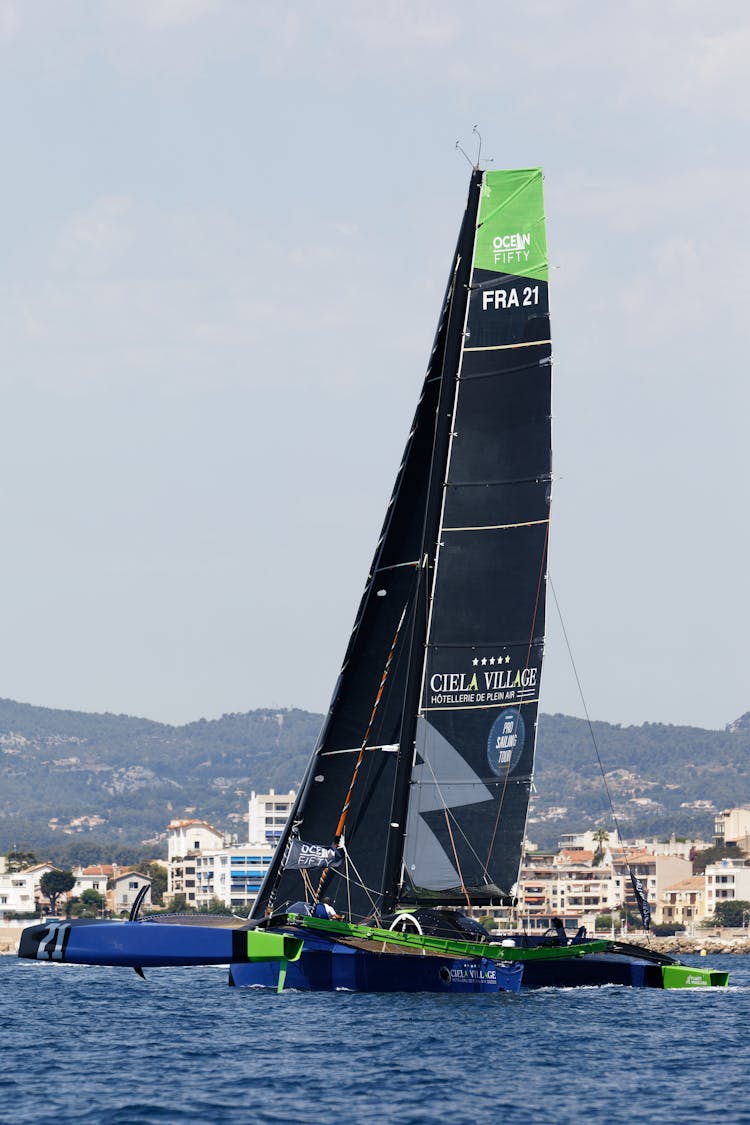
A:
1 1 748 729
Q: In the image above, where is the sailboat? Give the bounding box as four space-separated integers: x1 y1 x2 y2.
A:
19 166 727 992
229 164 726 992
227 164 564 992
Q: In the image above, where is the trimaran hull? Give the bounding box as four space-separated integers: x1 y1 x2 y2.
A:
17 915 727 991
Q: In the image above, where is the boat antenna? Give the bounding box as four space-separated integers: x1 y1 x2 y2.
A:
549 576 651 939
455 126 494 171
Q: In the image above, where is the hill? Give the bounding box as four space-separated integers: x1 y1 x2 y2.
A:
0 699 319 865
1 698 749 863
531 713 750 848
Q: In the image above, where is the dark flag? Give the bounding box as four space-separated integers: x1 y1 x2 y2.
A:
630 872 651 931
284 840 344 871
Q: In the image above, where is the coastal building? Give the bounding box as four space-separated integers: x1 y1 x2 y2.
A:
167 818 226 905
657 876 706 928
247 790 296 845
557 829 623 853
630 835 709 860
167 818 226 861
713 807 750 854
612 852 692 916
517 851 618 931
193 843 276 912
165 815 277 911
0 862 55 917
72 864 117 898
108 871 152 915
705 858 750 913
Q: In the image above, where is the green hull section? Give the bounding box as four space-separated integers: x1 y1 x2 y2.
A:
294 914 609 964
244 929 303 963
244 929 303 994
661 964 729 989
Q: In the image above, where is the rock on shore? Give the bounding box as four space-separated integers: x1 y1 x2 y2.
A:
647 934 750 955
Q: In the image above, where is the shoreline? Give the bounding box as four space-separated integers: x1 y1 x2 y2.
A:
642 935 750 955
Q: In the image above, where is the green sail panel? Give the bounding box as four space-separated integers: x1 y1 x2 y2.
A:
474 168 548 282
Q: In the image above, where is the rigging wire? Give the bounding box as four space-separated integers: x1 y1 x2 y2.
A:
441 804 473 911
341 845 380 920
323 859 383 919
549 575 651 940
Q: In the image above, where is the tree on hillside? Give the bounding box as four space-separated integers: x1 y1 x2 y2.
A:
39 869 76 915
713 900 750 928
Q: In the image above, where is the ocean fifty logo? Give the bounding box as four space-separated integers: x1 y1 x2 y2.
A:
492 232 531 265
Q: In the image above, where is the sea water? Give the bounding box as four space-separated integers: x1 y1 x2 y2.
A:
2 955 748 1125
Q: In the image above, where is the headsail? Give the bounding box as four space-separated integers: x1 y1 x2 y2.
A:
252 168 551 919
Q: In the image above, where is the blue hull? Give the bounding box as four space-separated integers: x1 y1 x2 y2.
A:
520 950 665 989
17 919 300 970
230 932 523 994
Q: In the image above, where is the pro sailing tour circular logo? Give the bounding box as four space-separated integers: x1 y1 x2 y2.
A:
487 708 525 776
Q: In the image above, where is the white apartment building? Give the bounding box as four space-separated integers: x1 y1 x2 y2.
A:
247 790 295 845
72 864 117 898
193 843 276 912
167 818 226 904
558 830 623 852
714 807 750 853
518 854 618 928
0 862 55 917
705 858 750 913
166 815 278 911
167 818 225 862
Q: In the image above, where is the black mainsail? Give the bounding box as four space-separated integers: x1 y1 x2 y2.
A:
253 168 551 921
